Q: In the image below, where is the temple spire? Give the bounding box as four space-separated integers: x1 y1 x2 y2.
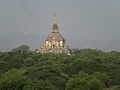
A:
54 14 57 24
36 15 71 55
52 14 59 33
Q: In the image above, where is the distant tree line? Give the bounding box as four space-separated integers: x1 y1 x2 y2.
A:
0 45 120 90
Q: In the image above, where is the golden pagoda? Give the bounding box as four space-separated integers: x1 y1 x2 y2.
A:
36 15 71 55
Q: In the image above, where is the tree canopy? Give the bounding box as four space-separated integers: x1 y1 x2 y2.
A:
0 46 120 90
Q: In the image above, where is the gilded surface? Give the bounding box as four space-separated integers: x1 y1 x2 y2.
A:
37 15 71 55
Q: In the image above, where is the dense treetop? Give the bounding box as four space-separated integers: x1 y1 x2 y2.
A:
0 45 120 90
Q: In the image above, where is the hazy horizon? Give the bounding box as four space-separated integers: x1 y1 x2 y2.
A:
0 0 120 51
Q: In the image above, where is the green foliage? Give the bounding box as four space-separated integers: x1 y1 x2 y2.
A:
65 72 104 90
114 85 120 90
92 72 110 87
24 66 67 90
72 48 103 56
12 45 30 52
23 80 57 90
0 61 10 73
63 59 105 76
0 69 58 90
24 57 36 67
0 46 120 89
0 69 27 90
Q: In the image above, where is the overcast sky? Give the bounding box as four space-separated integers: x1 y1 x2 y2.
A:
0 0 120 41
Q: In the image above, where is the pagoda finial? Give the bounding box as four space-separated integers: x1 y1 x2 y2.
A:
54 14 57 24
